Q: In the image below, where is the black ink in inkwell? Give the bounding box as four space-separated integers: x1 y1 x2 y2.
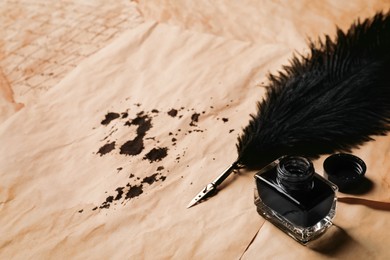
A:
254 156 337 244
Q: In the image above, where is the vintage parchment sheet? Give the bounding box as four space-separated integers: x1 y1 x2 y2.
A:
1 1 390 259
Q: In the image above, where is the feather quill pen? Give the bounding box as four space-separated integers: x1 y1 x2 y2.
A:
188 12 390 208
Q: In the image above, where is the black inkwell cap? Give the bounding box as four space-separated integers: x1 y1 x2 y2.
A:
323 153 366 192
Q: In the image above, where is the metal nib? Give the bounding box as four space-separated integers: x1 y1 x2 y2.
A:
187 183 216 208
187 162 238 208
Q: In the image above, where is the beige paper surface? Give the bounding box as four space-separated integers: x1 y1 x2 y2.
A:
1 1 390 259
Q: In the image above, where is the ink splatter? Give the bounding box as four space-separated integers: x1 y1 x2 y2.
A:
120 114 153 156
97 141 116 156
93 102 214 211
190 113 200 126
101 112 120 125
120 136 144 156
229 129 234 133
168 109 178 117
126 184 144 199
222 118 229 123
141 173 159 185
100 196 114 209
114 187 124 200
144 147 168 162
121 112 129 118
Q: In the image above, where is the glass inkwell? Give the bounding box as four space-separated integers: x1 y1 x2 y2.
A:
254 156 338 244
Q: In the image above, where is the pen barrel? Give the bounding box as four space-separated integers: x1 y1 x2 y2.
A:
213 162 238 186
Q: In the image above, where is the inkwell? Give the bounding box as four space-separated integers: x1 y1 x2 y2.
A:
254 156 337 244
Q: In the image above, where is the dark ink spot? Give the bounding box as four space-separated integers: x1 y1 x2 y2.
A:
172 138 177 142
129 173 135 178
167 109 178 117
168 132 173 136
78 209 83 213
100 203 110 209
160 176 166 181
229 129 234 133
126 184 144 199
114 187 124 200
152 109 159 113
141 173 159 185
144 147 168 162
222 118 229 123
121 112 129 118
190 113 200 126
117 167 123 172
120 136 144 156
97 141 116 156
92 207 98 211
101 112 120 125
157 166 164 171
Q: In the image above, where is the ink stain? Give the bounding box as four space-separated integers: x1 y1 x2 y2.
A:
97 141 116 156
229 129 234 133
152 109 159 113
121 112 129 118
126 184 144 199
101 112 120 125
172 138 177 142
129 173 135 178
160 176 166 181
100 203 109 209
117 167 123 172
114 187 124 200
157 166 164 171
120 114 153 156
92 207 98 211
120 136 144 156
168 109 178 117
222 118 229 123
190 113 200 126
141 173 159 185
144 147 168 162
78 209 83 213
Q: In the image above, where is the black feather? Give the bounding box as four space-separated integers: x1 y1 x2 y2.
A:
236 11 390 168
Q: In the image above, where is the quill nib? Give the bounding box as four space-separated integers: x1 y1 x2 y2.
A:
187 162 239 208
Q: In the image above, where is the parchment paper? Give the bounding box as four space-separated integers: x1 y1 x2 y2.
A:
1 1 390 259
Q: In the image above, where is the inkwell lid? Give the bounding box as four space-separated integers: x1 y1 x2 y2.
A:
323 153 366 192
